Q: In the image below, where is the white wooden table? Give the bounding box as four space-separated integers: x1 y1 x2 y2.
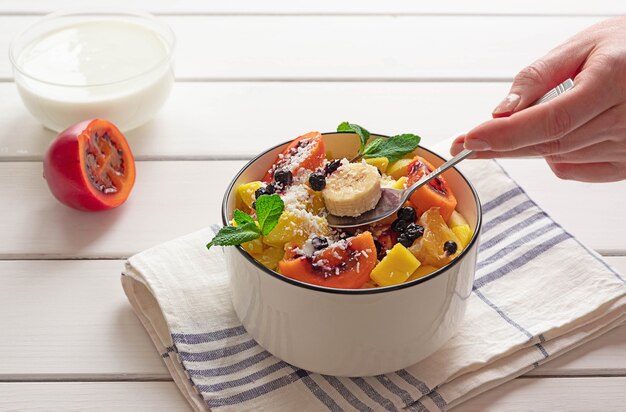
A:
1 1 626 410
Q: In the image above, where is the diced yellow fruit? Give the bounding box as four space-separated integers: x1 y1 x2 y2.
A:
448 210 469 228
241 237 264 256
452 224 473 248
407 265 438 282
365 157 389 174
391 176 408 190
237 181 263 208
256 245 285 270
306 187 326 214
370 243 421 287
262 211 328 247
386 158 414 179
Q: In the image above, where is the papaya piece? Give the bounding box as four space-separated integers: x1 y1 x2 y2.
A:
263 131 325 182
278 232 377 289
406 156 457 222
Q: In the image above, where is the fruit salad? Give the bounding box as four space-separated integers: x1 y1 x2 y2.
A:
209 125 474 289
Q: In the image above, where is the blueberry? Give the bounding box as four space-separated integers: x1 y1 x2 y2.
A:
324 159 342 176
309 172 326 191
391 219 408 233
397 207 416 222
311 236 329 250
443 240 458 256
405 223 424 241
274 169 293 186
254 187 267 199
251 201 256 210
397 234 413 248
265 183 276 195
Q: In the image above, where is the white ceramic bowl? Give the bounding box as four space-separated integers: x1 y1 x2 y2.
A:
223 132 482 377
9 9 175 132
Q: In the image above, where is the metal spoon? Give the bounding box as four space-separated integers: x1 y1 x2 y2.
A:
326 79 575 229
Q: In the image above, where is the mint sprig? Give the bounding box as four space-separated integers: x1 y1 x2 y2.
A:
207 194 285 250
338 121 370 152
363 133 421 163
338 122 421 163
255 194 285 235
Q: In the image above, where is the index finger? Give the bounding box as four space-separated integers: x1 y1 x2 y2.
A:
464 64 615 152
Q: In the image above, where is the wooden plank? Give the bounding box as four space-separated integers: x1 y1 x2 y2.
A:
497 158 626 256
0 161 244 259
0 382 190 411
0 260 168 378
1 378 626 411
1 15 604 81
0 258 624 379
0 0 622 16
2 160 625 257
0 81 510 161
455 377 626 411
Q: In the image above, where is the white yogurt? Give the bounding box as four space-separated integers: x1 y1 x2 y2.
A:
12 18 174 132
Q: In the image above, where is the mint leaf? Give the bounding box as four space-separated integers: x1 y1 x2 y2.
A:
206 222 260 250
363 133 421 163
233 209 254 226
255 194 285 235
338 122 370 152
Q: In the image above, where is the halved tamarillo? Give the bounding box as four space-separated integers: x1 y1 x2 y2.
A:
278 232 377 289
406 156 457 222
43 118 136 211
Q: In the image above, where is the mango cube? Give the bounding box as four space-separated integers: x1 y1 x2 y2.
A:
237 181 263 208
370 243 421 287
262 211 328 247
365 157 389 174
448 210 469 228
452 224 473 248
256 245 285 270
390 176 408 190
407 264 438 282
386 158 413 179
241 237 264 256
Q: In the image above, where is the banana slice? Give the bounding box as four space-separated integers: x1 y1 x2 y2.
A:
323 162 382 217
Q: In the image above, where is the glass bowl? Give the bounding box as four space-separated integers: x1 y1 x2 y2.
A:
9 8 176 132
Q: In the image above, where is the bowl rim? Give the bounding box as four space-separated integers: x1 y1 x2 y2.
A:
221 131 483 295
8 7 176 88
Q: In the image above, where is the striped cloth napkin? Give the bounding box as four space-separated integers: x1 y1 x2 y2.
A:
122 159 626 411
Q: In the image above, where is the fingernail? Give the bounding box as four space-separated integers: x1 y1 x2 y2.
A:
464 138 491 151
492 93 520 118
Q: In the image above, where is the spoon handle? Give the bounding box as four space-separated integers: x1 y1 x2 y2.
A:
402 78 575 202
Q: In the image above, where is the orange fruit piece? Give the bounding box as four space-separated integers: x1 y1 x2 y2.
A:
409 208 462 267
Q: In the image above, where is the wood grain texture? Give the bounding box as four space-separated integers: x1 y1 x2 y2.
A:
0 382 191 411
0 258 624 379
1 160 625 257
0 0 622 16
0 81 510 161
1 15 604 81
455 377 626 411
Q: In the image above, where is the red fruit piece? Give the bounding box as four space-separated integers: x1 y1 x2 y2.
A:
262 131 325 183
43 118 136 211
278 232 377 289
406 156 457 222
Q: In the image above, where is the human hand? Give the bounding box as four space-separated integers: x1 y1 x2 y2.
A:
450 16 626 182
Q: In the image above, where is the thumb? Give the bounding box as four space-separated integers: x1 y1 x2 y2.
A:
492 41 592 118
